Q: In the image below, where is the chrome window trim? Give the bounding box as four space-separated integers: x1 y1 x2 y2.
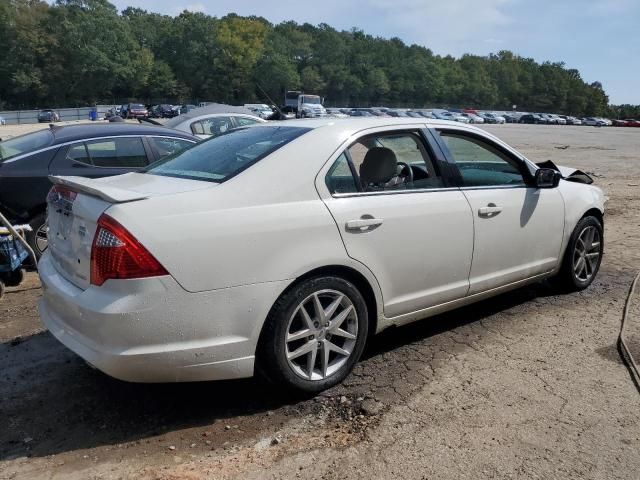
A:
2 134 197 165
331 184 530 199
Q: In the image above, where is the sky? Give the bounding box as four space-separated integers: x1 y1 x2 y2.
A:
105 0 640 104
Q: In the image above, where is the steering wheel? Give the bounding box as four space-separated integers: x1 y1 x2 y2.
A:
397 161 414 184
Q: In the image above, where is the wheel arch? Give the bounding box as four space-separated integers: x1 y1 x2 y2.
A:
256 264 382 356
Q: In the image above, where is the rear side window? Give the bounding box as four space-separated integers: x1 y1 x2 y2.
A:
148 126 309 183
191 117 233 137
236 117 261 126
67 137 148 168
0 130 54 162
342 131 443 192
326 153 358 194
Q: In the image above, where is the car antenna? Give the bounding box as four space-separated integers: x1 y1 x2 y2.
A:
256 84 286 120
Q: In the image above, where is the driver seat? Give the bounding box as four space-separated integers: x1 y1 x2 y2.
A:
359 147 403 191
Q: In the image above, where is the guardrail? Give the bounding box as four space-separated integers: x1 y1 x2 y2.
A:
0 106 116 125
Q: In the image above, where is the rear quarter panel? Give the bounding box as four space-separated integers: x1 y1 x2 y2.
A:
104 132 359 294
0 149 58 220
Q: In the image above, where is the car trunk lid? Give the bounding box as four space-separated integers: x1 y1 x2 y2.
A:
46 173 214 290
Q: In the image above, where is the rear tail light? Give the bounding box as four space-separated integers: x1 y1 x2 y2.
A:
90 214 168 286
47 185 77 203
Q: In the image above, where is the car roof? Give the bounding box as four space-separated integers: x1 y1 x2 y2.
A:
248 117 470 136
48 123 198 144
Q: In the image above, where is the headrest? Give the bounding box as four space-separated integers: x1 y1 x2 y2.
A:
359 147 398 185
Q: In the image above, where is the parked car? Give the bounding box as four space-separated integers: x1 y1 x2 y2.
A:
349 109 374 117
560 115 582 125
0 115 6 126
37 118 604 393
121 103 149 119
433 111 470 123
164 104 265 139
325 108 349 118
0 124 198 258
461 112 484 124
624 119 640 127
479 112 505 124
611 119 628 127
582 117 607 127
548 114 567 125
37 109 61 123
519 113 545 124
385 109 410 118
150 104 178 119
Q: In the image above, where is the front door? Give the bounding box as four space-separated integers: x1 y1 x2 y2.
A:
319 128 474 318
436 129 565 294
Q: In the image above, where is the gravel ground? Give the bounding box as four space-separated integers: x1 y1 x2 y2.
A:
1 124 639 479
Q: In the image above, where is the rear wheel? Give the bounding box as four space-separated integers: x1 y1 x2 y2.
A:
257 276 369 394
552 216 603 291
4 268 24 287
26 212 48 261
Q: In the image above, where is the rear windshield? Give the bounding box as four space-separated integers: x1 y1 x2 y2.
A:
147 125 310 183
0 129 54 162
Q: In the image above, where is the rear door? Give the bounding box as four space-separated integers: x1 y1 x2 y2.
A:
317 127 474 319
50 136 151 178
435 128 564 294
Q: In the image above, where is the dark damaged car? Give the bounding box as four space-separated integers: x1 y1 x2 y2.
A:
0 124 198 258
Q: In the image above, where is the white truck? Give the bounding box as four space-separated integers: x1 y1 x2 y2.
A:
284 90 327 118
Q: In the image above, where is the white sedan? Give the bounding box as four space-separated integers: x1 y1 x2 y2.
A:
38 118 605 393
163 104 265 139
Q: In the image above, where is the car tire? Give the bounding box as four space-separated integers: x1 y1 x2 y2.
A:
552 215 603 292
4 268 24 287
257 276 369 394
26 212 48 261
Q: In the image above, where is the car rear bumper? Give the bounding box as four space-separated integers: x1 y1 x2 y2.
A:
37 252 289 383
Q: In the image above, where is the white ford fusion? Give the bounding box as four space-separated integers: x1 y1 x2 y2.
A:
38 118 605 393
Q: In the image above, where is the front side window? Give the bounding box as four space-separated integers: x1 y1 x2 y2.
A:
344 131 443 192
439 132 525 187
148 126 310 183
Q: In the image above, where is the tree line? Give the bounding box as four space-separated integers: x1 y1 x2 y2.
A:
0 0 634 117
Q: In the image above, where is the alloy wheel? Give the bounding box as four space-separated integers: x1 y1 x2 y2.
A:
285 289 359 381
573 225 601 282
35 222 49 254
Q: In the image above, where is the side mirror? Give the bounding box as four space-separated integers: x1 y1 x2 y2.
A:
535 168 561 188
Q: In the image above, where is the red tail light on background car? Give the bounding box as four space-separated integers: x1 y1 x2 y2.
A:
90 214 168 286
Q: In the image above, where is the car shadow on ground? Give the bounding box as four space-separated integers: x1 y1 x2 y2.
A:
0 281 554 461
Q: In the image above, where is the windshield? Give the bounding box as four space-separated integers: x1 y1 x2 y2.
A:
131 104 145 109
147 126 310 183
0 129 54 162
301 96 321 104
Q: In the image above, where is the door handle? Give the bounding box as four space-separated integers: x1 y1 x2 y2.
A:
478 204 502 217
345 217 384 231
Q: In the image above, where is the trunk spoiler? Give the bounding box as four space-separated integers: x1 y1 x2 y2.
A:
49 176 149 203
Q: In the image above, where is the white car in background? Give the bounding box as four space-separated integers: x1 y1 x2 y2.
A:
461 112 484 124
164 103 265 139
38 118 605 393
434 111 470 123
0 115 6 126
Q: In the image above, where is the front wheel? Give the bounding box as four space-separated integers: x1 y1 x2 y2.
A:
257 276 369 394
552 216 603 291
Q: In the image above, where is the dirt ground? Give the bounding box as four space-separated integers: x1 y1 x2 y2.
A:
1 124 639 480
